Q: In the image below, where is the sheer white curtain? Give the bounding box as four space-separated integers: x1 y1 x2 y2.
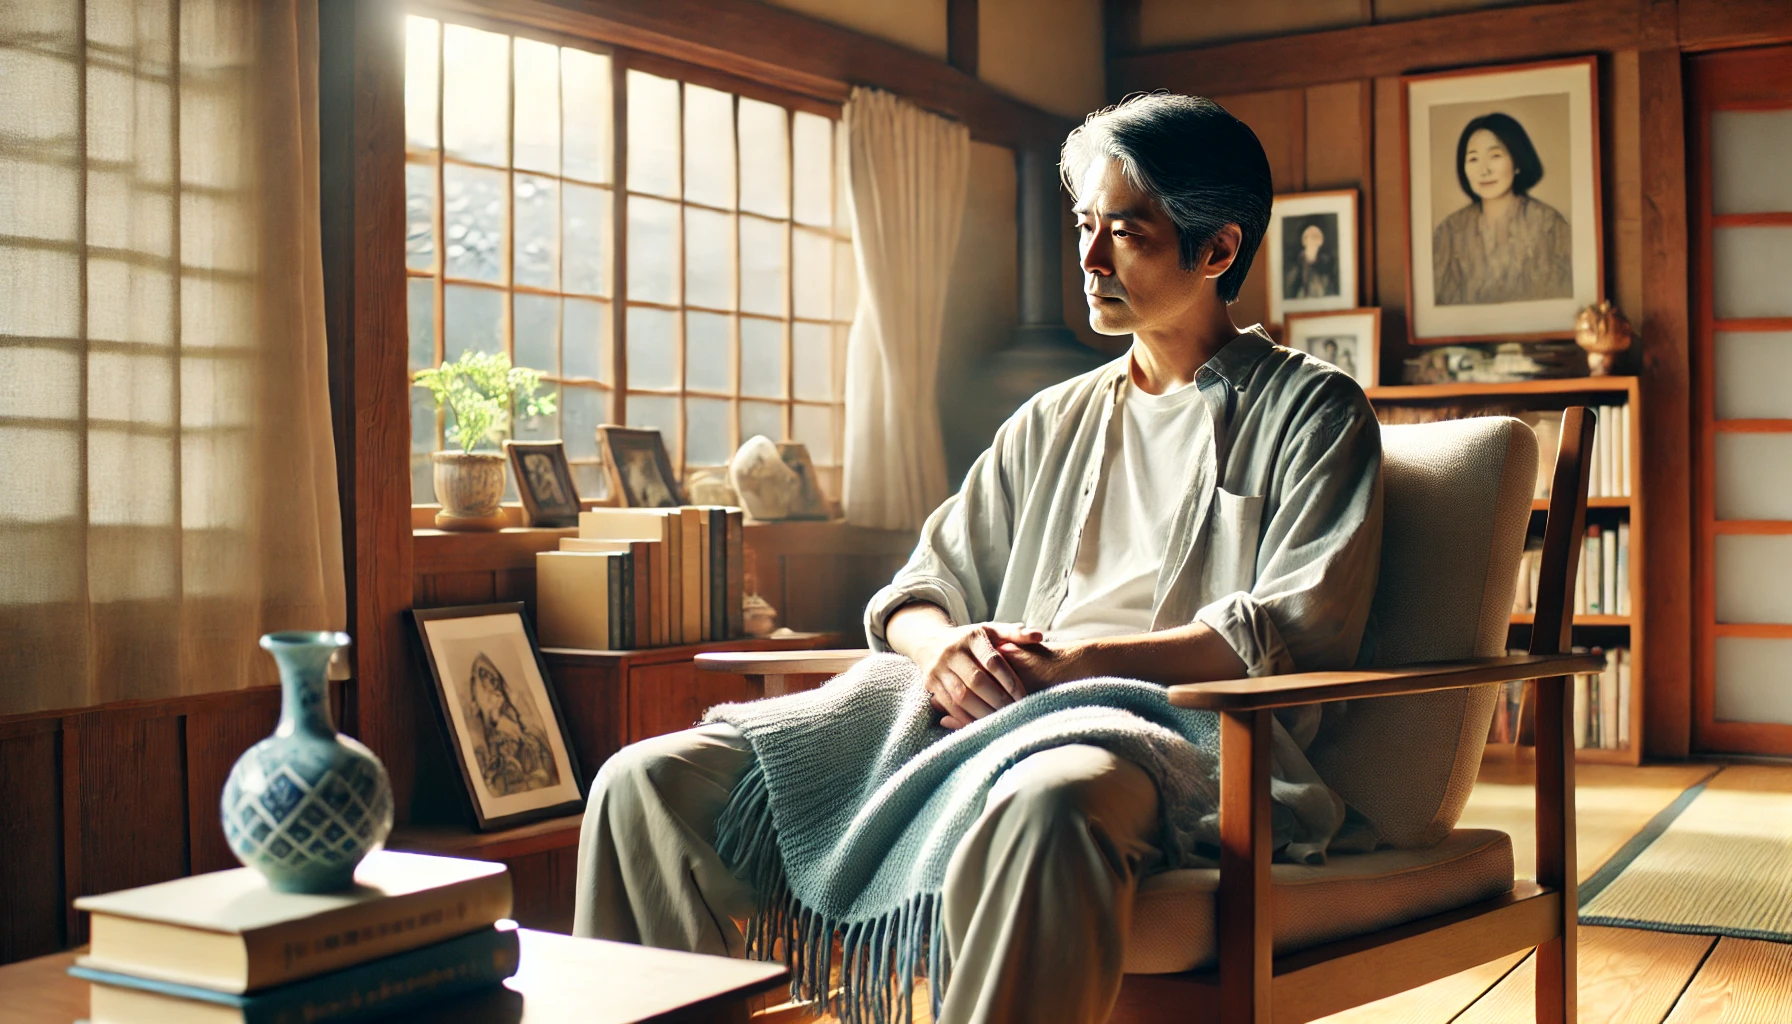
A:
841 88 969 531
0 0 345 715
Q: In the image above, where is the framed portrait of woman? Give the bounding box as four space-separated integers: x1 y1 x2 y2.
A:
1266 190 1359 326
410 603 585 830
1404 56 1602 344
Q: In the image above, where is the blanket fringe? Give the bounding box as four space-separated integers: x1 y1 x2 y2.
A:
716 760 947 1024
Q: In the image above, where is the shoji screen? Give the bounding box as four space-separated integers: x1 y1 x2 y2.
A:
1694 49 1792 754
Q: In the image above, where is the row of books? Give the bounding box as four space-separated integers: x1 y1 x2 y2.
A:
1512 521 1631 618
536 505 745 651
1524 405 1632 499
1488 646 1632 750
72 851 515 1023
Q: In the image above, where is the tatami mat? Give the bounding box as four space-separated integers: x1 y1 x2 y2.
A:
1581 766 1792 942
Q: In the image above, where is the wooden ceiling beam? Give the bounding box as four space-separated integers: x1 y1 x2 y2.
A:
1111 0 1662 97
421 0 1072 148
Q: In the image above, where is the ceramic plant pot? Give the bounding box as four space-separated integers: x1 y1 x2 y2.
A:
433 450 507 530
221 632 393 893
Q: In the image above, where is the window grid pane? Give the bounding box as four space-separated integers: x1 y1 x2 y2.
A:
407 17 849 503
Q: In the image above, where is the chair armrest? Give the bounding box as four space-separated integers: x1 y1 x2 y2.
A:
1166 653 1604 711
693 650 873 676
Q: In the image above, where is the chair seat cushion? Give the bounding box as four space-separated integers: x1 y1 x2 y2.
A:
1123 829 1515 974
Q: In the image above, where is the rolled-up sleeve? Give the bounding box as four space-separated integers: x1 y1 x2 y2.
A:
1194 387 1383 676
864 413 1025 651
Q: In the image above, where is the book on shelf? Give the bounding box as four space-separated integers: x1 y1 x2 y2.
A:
680 508 702 644
1512 521 1630 618
1491 646 1630 751
1522 403 1630 501
72 851 512 994
74 922 520 1024
543 507 746 650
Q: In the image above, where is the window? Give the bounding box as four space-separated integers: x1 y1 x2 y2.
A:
403 16 852 505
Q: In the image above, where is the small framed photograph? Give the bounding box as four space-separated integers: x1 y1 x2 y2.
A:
1283 308 1381 388
410 603 585 831
1404 56 1602 344
1266 189 1359 326
597 426 686 508
776 442 832 520
504 440 581 527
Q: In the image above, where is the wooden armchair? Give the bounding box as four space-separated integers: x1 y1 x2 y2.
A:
698 408 1599 1024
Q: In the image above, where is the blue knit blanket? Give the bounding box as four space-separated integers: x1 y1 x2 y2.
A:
704 654 1230 1024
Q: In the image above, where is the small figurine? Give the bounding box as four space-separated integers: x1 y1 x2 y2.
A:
1574 300 1634 376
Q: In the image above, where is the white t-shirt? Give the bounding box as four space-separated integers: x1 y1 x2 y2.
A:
1049 373 1211 641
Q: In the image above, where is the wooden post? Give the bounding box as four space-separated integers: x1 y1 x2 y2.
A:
1218 709 1272 1024
319 0 416 819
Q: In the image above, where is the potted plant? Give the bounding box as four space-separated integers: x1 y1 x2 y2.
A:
413 351 556 530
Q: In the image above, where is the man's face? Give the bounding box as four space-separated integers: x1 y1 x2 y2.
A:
1074 158 1206 337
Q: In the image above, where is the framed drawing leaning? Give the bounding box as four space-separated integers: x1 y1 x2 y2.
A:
597 426 686 508
1266 190 1358 326
1283 308 1381 388
1404 56 1602 344
504 440 581 527
410 603 585 831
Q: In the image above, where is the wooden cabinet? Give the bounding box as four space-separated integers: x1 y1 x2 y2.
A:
392 633 841 934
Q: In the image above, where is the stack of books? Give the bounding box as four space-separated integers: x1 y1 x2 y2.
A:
534 505 746 650
1511 521 1631 618
71 851 517 1023
1522 405 1632 500
1489 646 1631 751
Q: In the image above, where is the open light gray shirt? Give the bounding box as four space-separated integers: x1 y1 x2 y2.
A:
864 326 1385 859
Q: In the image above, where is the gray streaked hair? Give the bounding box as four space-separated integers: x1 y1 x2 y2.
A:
1060 92 1273 303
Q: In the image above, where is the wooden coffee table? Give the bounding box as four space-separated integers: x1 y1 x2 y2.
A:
0 929 789 1024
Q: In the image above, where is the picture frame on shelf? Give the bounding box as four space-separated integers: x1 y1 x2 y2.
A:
409 602 585 831
503 440 581 528
1266 189 1359 326
1283 308 1381 388
1403 56 1603 344
597 425 686 508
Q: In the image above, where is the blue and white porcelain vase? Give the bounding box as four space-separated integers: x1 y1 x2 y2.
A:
222 632 393 892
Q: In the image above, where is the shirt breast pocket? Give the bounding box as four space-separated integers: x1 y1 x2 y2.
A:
1204 488 1265 596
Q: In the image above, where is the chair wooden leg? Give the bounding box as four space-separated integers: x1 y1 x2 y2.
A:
1218 709 1272 1024
1532 673 1577 1024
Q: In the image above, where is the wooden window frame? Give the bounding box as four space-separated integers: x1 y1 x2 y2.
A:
405 5 851 505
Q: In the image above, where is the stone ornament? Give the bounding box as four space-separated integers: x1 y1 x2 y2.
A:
729 435 803 521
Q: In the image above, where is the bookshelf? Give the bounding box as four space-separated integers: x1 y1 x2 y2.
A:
1368 376 1644 766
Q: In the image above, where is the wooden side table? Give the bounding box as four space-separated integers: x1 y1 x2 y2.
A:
0 930 787 1024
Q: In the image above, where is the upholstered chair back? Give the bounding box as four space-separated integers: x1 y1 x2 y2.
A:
1306 416 1538 849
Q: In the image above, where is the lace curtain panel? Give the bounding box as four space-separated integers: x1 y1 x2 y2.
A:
841 87 969 531
0 0 345 716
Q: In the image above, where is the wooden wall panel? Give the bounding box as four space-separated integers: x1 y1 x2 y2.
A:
501 846 578 935
0 722 63 963
627 662 759 743
184 688 282 876
1305 80 1376 307
63 711 189 945
1372 75 1411 380
542 656 627 778
415 570 499 609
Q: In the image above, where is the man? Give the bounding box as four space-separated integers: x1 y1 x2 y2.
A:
574 94 1382 1024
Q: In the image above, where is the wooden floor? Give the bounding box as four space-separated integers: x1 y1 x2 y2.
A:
788 761 1792 1024
1314 760 1792 1024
